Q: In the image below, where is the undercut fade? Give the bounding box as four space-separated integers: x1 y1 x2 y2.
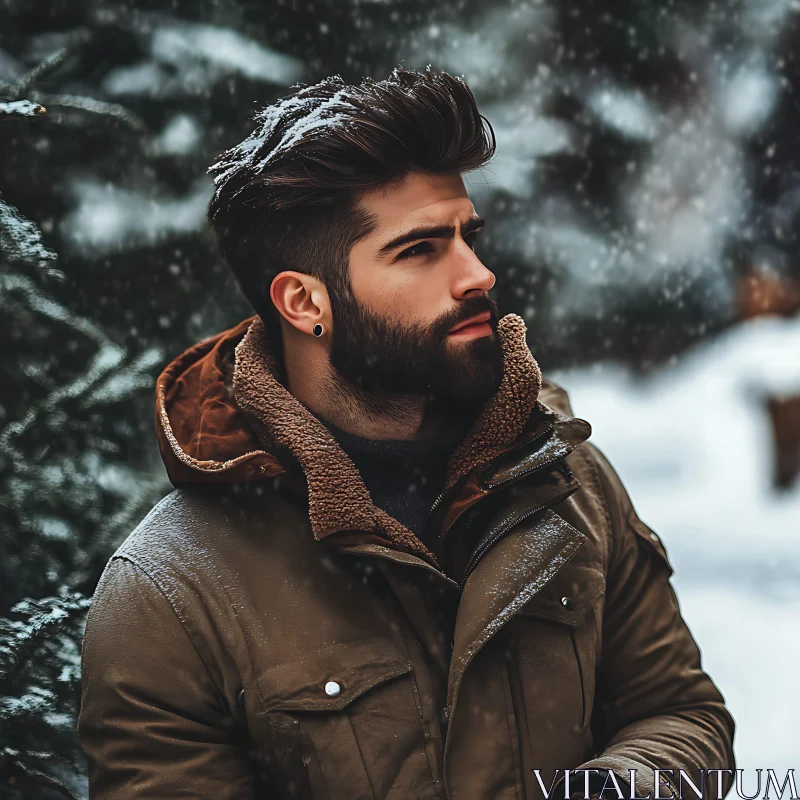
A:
207 66 496 347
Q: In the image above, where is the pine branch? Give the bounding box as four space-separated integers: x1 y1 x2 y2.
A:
0 748 81 800
0 273 110 347
27 91 146 132
0 100 46 120
0 27 143 133
0 594 90 798
0 686 56 723
0 593 91 687
0 197 57 267
2 29 91 101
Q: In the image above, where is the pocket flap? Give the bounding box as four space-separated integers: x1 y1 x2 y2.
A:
256 636 413 713
515 563 605 626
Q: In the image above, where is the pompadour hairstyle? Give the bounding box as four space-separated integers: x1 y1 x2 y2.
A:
207 66 496 345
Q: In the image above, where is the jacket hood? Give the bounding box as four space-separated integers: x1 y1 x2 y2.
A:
155 313 584 564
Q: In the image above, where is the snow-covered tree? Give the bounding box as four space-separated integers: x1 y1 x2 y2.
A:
0 90 166 798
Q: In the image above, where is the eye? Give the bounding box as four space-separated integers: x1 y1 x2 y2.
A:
464 231 480 250
397 241 434 260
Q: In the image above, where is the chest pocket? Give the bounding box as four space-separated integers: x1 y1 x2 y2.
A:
251 636 433 800
508 563 606 737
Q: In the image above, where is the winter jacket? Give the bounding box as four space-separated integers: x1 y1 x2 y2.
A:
77 312 736 800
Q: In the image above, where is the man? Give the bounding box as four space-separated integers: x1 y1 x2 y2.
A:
77 67 735 800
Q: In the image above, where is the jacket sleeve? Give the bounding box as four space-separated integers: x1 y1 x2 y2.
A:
77 556 254 799
576 443 736 800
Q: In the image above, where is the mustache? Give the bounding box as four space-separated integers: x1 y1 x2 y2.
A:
429 295 500 340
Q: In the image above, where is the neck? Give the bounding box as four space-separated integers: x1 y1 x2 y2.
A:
282 334 442 441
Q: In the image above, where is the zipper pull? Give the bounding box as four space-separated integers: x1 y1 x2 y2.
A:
430 489 446 513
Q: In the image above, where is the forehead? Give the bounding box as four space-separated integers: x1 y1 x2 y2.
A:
358 171 474 232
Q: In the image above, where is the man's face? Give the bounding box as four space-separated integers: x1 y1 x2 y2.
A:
327 171 504 404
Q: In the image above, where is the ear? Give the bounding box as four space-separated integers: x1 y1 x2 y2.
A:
270 271 330 337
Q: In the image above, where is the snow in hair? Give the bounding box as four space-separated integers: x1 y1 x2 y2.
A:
207 77 360 193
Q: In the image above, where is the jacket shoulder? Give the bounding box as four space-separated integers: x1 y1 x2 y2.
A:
574 439 673 571
106 486 292 600
536 379 673 569
108 489 212 571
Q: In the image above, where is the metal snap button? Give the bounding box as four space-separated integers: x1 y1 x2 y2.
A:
561 596 574 610
324 680 341 697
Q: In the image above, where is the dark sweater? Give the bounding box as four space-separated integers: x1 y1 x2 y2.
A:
317 415 470 545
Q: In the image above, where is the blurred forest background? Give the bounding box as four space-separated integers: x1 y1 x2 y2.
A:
1 0 799 796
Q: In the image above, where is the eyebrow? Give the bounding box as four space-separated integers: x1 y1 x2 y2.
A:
377 215 485 257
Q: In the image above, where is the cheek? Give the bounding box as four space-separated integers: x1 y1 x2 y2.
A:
353 266 450 318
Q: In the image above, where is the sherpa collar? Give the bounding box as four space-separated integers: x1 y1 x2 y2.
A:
232 313 542 565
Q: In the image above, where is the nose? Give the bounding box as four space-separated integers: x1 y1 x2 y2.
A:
451 246 496 299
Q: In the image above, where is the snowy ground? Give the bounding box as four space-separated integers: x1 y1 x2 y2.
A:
550 314 800 771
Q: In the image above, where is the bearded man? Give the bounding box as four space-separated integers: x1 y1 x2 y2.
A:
77 67 735 800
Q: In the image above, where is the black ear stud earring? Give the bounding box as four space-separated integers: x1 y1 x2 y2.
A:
313 324 324 337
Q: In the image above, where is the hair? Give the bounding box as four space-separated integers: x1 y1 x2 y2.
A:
207 66 496 346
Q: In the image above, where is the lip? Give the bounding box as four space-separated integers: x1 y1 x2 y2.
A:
448 310 492 333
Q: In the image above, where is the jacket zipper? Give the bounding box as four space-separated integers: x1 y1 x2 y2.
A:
479 424 559 490
482 423 555 478
457 481 577 591
429 422 557 525
430 488 447 514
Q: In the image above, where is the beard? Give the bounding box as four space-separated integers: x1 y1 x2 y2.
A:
327 286 505 405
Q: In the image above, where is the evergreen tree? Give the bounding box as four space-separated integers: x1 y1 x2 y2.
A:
0 94 167 798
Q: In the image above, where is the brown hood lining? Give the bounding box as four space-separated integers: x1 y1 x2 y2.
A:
154 317 286 487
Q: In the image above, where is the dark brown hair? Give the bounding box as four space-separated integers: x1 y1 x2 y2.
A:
207 66 496 345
